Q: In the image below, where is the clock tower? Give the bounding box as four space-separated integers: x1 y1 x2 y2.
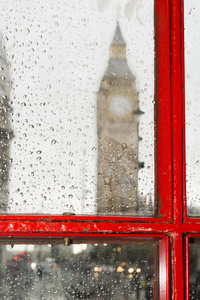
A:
97 22 142 214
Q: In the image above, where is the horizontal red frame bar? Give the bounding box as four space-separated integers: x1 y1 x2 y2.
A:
0 233 167 242
0 215 171 222
0 219 198 234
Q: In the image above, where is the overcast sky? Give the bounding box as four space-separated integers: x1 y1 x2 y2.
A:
0 0 154 214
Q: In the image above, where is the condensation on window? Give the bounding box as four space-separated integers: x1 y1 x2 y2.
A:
0 0 154 215
0 241 158 299
185 0 200 216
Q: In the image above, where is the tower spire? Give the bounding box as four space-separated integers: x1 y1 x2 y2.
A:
102 22 134 82
109 22 126 61
111 21 126 46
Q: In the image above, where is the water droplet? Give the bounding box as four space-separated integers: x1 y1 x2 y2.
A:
104 177 110 184
51 139 57 145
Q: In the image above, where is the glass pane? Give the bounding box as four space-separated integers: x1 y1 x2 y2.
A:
189 238 200 299
0 0 154 215
185 0 200 216
0 240 159 299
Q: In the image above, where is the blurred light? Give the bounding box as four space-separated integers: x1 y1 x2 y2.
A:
128 267 134 273
21 251 25 255
103 243 107 246
117 266 124 273
121 262 126 266
94 267 102 272
113 248 116 252
73 244 86 254
13 255 18 260
31 262 36 270
128 274 133 279
117 247 121 252
136 268 141 273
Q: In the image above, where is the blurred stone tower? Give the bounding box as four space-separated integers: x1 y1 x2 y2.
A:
0 39 13 211
97 23 143 214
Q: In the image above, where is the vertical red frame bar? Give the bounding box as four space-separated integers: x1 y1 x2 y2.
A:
180 0 187 223
171 0 184 223
159 236 170 300
170 1 185 298
155 0 172 220
171 232 185 300
185 235 189 300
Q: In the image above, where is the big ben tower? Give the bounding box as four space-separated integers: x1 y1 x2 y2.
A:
97 23 143 215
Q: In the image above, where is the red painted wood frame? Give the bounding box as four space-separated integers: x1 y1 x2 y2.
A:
0 0 194 299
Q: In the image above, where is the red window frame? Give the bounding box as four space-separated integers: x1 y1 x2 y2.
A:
0 0 196 299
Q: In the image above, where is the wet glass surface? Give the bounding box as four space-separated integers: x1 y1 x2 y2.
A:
0 0 154 215
185 0 200 216
0 241 158 299
189 238 200 299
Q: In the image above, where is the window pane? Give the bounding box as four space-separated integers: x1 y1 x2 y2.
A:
185 0 200 216
0 240 159 299
189 238 200 299
0 0 154 215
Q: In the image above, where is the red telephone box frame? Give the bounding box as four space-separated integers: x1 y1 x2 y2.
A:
0 0 196 299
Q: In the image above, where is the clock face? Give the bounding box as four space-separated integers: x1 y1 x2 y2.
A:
109 94 132 117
